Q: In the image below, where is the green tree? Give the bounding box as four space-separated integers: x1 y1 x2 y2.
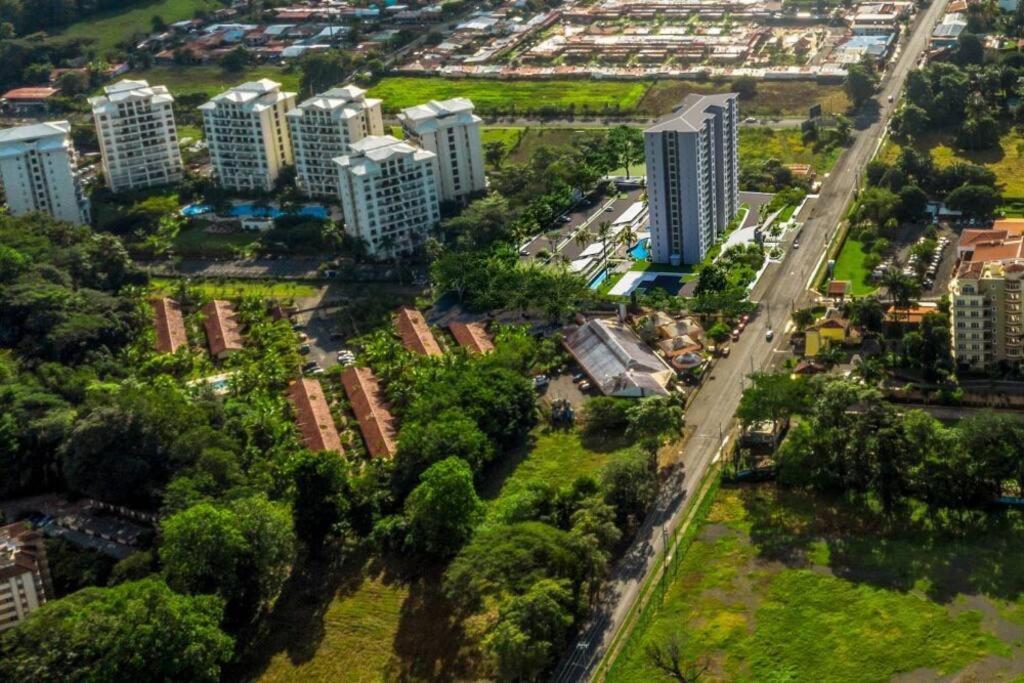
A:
607 125 644 179
626 396 683 441
695 263 728 296
298 50 351 96
290 450 351 552
946 184 1000 220
405 457 483 558
394 409 493 496
844 62 877 108
736 372 810 428
0 579 232 683
581 396 631 437
220 46 250 73
602 455 657 530
487 579 576 681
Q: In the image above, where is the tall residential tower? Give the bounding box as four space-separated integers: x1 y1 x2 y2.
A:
287 85 384 197
398 98 485 205
89 79 184 193
0 121 90 225
644 93 739 265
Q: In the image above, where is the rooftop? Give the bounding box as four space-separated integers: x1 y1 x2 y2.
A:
287 378 343 453
563 318 675 397
341 366 397 459
2 87 59 101
449 321 494 354
645 92 737 134
396 307 443 356
0 121 70 145
201 300 243 356
151 298 188 354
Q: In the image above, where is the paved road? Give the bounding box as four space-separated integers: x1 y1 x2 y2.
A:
552 1 951 680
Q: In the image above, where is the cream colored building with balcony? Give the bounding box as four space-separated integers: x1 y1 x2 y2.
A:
89 79 184 193
287 85 384 198
397 98 485 205
334 135 439 259
0 121 90 225
200 79 296 192
950 256 1024 370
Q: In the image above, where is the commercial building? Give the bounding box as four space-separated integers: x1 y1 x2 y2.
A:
398 98 485 204
0 522 52 632
563 318 675 397
0 121 90 225
89 79 184 193
287 378 342 453
950 230 1024 370
200 79 296 191
287 85 384 197
644 93 739 265
334 135 440 259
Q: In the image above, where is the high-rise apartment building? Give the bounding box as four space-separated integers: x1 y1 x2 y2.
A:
199 79 296 192
644 93 739 265
287 85 384 197
89 79 184 193
397 98 485 204
949 227 1024 369
0 121 90 225
0 522 52 631
334 135 439 259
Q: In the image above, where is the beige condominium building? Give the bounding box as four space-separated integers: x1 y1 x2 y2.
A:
0 522 52 631
335 135 440 259
950 226 1024 369
89 79 184 193
0 121 90 225
200 79 296 192
287 85 384 198
397 97 485 205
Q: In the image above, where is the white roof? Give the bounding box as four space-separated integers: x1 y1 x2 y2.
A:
397 98 481 134
335 135 435 176
199 79 295 113
0 120 70 145
89 79 174 113
613 201 645 225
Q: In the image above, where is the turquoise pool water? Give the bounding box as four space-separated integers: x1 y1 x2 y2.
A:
629 238 650 261
181 203 328 220
588 269 610 290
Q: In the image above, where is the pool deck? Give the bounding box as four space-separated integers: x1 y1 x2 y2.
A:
609 270 685 296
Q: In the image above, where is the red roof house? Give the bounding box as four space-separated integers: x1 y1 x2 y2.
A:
151 297 188 354
396 307 442 356
201 300 243 359
449 321 494 354
341 366 397 459
287 378 342 453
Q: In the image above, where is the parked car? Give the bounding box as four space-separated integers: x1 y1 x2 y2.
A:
572 372 587 383
765 329 775 342
731 329 740 341
298 344 311 355
578 380 592 391
533 375 550 389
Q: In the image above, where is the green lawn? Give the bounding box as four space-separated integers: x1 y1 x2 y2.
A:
125 65 299 98
608 485 1024 682
884 126 1024 200
739 127 842 175
171 224 261 258
58 0 222 54
778 204 798 222
480 126 525 155
177 124 203 143
367 77 649 116
831 236 877 296
150 277 318 300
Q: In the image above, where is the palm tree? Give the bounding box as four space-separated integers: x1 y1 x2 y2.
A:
619 223 638 254
596 220 615 271
882 268 918 325
817 344 844 369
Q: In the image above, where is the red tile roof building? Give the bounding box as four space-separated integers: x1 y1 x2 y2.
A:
287 378 343 453
449 321 494 354
396 307 442 356
341 366 397 459
151 297 188 354
201 300 243 359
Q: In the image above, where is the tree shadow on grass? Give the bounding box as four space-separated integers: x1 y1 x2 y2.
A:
738 484 1024 606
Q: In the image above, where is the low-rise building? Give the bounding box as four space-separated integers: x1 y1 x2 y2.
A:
398 98 486 204
0 522 52 632
563 318 675 397
804 309 858 357
200 79 297 191
287 85 384 197
201 300 243 359
1 87 60 115
90 79 184 193
334 135 440 259
287 378 342 453
0 121 90 225
151 297 188 354
396 307 443 356
449 321 494 354
341 366 397 458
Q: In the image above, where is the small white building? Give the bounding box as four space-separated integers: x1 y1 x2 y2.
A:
200 79 296 192
287 85 384 198
89 79 184 193
398 97 486 205
334 135 440 259
0 121 90 225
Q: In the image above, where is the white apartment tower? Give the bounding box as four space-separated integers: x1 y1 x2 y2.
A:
200 79 296 192
89 79 184 193
334 135 440 259
644 93 739 265
0 522 52 631
398 98 485 204
287 85 384 197
0 121 90 225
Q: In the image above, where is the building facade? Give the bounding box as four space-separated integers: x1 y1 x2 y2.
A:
0 522 52 632
200 79 296 192
644 93 739 265
89 79 184 193
0 121 90 225
334 135 440 259
397 98 485 204
287 85 384 197
950 258 1024 370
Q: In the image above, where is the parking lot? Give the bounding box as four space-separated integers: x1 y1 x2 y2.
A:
520 188 645 261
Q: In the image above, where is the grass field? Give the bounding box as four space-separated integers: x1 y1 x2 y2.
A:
639 81 850 118
127 65 300 97
739 127 842 175
171 224 261 258
58 0 221 54
831 237 876 296
150 277 318 300
608 484 1024 682
884 126 1024 199
480 127 525 157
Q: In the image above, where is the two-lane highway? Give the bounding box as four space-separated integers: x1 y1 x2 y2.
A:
553 0 952 679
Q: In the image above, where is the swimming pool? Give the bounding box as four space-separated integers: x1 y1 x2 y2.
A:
181 203 329 220
629 238 650 261
588 268 610 290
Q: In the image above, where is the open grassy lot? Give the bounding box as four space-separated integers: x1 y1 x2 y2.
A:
608 484 1024 682
368 77 650 116
58 0 221 54
480 127 525 156
127 65 299 97
739 127 842 175
884 126 1024 200
831 236 877 296
638 80 850 118
150 277 318 300
170 224 262 258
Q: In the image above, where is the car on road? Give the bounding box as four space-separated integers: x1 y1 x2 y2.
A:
731 329 740 341
604 206 614 212
765 329 774 342
887 94 894 103
744 116 757 123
